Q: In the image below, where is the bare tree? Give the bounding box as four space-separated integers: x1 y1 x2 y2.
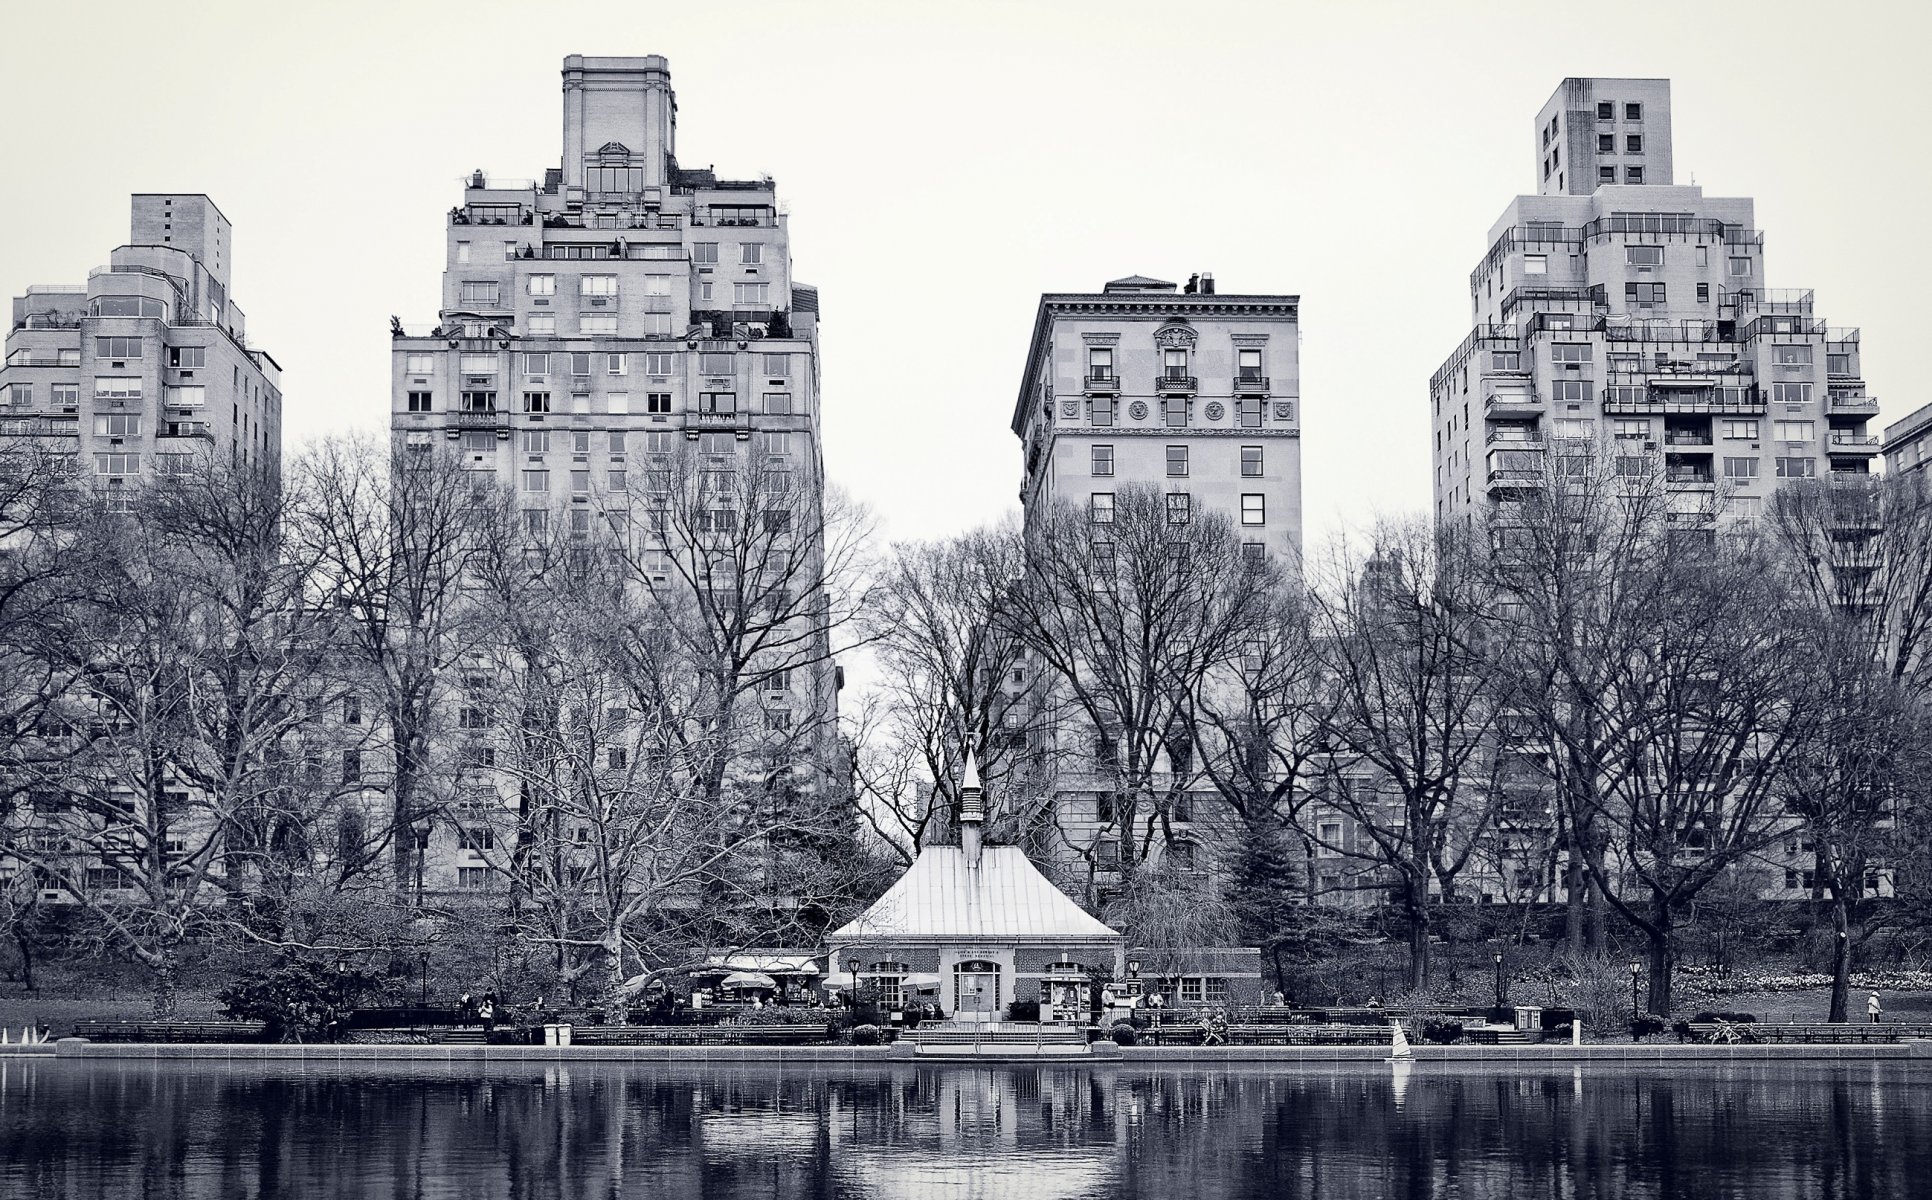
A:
1003 484 1275 884
1307 518 1513 988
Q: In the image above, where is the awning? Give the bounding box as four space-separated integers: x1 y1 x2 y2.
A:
903 973 943 990
707 954 822 976
721 971 778 990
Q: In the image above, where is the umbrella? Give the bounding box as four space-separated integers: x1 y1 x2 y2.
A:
721 971 778 990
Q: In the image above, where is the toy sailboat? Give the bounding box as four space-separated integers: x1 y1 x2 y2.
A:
1386 1019 1414 1061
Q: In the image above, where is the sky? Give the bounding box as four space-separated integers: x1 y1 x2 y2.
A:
2 0 1928 554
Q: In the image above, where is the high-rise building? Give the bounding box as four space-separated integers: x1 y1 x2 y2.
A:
388 56 838 845
2 194 283 490
1432 78 1877 526
1007 273 1301 896
1012 273 1302 557
1883 403 1932 477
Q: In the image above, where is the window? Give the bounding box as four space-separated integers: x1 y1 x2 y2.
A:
1241 494 1264 525
1205 977 1230 1003
1241 445 1263 477
1598 133 1615 154
604 392 627 414
460 353 498 374
1091 444 1113 476
95 337 143 360
1614 418 1651 439
692 242 719 265
1828 353 1853 376
1696 283 1709 303
1166 445 1188 476
580 315 616 335
1616 456 1650 477
739 242 763 265
1625 102 1643 121
522 469 549 492
762 353 789 377
1523 254 1548 275
1492 351 1521 371
1775 345 1814 366
645 392 671 416
1774 420 1815 442
1088 348 1114 381
1722 419 1760 439
93 414 142 437
403 391 432 413
1552 379 1590 402
1238 398 1263 428
580 275 617 297
168 346 205 368
460 281 500 306
94 453 139 476
522 430 549 454
1626 134 1643 153
1599 166 1616 184
1626 281 1666 307
1090 493 1115 525
1627 245 1663 267
636 352 672 377
457 867 489 891
732 282 770 305
522 352 549 376
1162 347 1189 381
164 385 206 408
1179 978 1204 1004
1237 348 1263 382
455 241 471 264
1728 257 1754 277
1625 166 1645 184
341 749 362 783
94 377 142 400
571 469 590 494
1776 457 1816 478
1724 457 1760 479
1553 417 1595 439
763 392 792 414
1163 396 1187 427
1597 101 1614 120
1090 397 1115 427
528 274 556 296
1551 343 1592 363
1166 492 1191 524
51 383 78 408
521 391 550 414
700 391 736 414
1772 382 1813 405
700 353 734 375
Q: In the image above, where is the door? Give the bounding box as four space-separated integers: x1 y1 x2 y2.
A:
954 960 1000 1017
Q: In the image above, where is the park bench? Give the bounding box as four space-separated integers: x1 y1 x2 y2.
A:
1141 1021 1386 1047
911 1026 1086 1048
73 1020 271 1044
565 1022 833 1047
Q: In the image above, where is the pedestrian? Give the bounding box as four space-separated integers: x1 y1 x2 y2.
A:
459 992 474 1022
480 992 498 1034
1869 991 1883 1024
1271 990 1286 1007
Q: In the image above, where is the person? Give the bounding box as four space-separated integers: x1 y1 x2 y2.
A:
1202 1009 1227 1047
1367 996 1384 1012
1101 986 1117 1012
1147 990 1165 1028
479 993 497 1034
1271 990 1287 1007
459 992 475 1023
1870 992 1883 1024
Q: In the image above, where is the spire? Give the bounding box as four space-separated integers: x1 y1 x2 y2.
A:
960 745 985 869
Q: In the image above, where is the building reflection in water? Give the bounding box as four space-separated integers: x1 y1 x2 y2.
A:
1 1059 1929 1198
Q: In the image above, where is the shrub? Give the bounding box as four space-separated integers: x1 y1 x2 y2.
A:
218 958 379 1043
728 1005 823 1027
849 1024 882 1046
1420 1019 1464 1045
1110 1021 1138 1046
1007 999 1041 1022
1629 1015 1666 1041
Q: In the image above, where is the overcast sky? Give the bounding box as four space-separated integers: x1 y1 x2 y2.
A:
3 0 1926 553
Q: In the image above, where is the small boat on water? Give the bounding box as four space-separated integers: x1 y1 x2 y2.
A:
1386 1019 1414 1062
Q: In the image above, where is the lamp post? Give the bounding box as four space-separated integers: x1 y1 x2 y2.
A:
418 950 430 1010
1630 960 1643 1020
1493 952 1506 1010
847 956 860 1013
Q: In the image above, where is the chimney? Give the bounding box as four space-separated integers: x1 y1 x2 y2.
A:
959 747 985 869
1184 273 1199 295
1201 272 1216 295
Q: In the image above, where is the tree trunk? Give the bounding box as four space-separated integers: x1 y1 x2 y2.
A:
600 929 629 1025
1828 893 1852 1024
148 952 177 1019
1405 876 1431 990
1645 926 1672 1017
14 928 35 993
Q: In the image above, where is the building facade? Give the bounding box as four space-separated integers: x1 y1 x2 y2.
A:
2 194 283 489
388 55 838 893
1433 78 1877 527
1883 402 1932 476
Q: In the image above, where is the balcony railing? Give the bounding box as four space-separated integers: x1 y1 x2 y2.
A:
1155 374 1197 395
1083 371 1120 395
689 410 750 433
1666 473 1716 488
1604 385 1764 414
158 421 212 440
1829 432 1882 449
1484 429 1545 448
453 410 505 429
1233 373 1270 396
1828 395 1880 415
1663 432 1715 447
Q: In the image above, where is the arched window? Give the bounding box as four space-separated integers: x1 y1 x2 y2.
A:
953 960 1002 1014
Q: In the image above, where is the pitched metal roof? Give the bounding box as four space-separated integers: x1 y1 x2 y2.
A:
828 846 1120 942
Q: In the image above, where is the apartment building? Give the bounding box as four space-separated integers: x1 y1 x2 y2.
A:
388 55 837 892
1883 402 1932 477
1433 78 1877 527
1 194 283 489
1007 273 1301 896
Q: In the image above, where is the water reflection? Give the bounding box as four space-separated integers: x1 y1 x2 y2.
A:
0 1057 1926 1199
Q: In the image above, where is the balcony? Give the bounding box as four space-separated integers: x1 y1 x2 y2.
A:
1486 445 1545 490
689 410 751 434
1155 373 1198 396
1829 393 1880 416
1665 472 1716 489
158 421 213 440
453 410 506 430
1604 384 1764 415
1829 432 1882 454
1482 375 1541 417
1082 371 1121 397
1233 372 1270 397
1484 429 1545 450
1662 431 1714 447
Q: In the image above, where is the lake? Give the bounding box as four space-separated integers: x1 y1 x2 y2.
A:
0 1057 1926 1198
